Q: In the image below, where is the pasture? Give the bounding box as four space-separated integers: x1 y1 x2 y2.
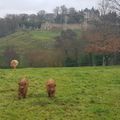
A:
0 66 120 120
0 30 60 52
0 30 81 52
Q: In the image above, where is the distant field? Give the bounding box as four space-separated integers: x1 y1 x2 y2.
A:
0 30 61 52
0 66 120 120
30 30 61 40
0 30 82 52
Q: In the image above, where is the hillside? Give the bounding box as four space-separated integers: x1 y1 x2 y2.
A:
0 30 61 53
0 66 120 120
0 29 84 68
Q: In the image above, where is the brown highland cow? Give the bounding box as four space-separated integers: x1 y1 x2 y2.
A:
46 79 56 97
18 77 29 99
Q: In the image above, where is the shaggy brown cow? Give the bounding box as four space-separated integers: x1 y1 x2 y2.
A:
46 79 56 97
18 77 29 99
10 60 19 69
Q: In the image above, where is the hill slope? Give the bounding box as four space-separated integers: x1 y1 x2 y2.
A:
0 66 120 120
0 30 61 53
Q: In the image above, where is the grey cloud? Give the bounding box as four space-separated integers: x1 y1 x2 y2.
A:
0 0 99 17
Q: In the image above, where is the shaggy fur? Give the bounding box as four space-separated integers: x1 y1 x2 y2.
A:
46 79 56 97
18 78 29 99
10 60 19 69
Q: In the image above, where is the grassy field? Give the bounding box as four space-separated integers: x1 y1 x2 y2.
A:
0 30 82 53
0 30 61 52
0 66 120 120
31 30 60 40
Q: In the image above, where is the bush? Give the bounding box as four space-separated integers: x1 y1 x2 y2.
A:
64 57 78 67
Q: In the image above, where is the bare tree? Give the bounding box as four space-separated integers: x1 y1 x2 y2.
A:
108 0 120 12
84 0 120 66
99 0 111 15
54 7 60 16
55 30 82 66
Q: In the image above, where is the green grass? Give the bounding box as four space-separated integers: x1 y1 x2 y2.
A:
0 29 82 53
0 30 61 53
31 30 61 40
0 66 120 120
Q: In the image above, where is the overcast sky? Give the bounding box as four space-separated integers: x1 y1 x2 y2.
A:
0 0 99 17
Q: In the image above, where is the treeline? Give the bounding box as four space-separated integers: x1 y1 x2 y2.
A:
83 0 120 66
0 6 99 37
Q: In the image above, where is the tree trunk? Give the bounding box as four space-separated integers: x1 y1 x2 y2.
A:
102 55 106 66
113 52 117 65
89 53 93 66
74 48 78 66
91 54 96 66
